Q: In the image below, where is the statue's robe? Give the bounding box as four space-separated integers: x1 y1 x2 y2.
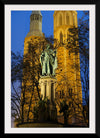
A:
40 49 57 76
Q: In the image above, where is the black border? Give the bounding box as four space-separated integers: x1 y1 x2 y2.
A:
1 0 100 136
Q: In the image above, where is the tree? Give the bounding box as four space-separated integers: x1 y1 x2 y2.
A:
11 36 51 123
59 100 69 125
11 12 89 126
33 97 50 122
11 51 23 121
53 11 89 126
65 11 89 126
78 12 89 108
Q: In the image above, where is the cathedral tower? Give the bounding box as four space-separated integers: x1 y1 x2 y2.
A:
24 11 44 55
54 11 83 125
54 11 77 42
27 11 43 37
21 11 44 122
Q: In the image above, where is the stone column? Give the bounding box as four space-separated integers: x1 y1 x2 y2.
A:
47 80 51 101
39 76 56 102
39 76 57 121
53 81 56 100
39 80 45 99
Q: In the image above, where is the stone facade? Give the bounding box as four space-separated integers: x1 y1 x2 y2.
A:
54 11 77 42
20 11 83 125
53 11 83 125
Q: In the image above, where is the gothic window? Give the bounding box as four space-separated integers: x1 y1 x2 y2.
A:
37 16 39 20
69 88 73 97
69 50 71 56
62 90 64 98
31 15 34 21
73 13 75 26
60 90 64 98
60 32 63 43
33 15 34 20
59 14 62 26
60 91 61 98
66 14 69 25
35 16 38 20
73 14 75 26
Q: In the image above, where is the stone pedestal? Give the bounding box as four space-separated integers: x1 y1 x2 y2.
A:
39 76 57 121
49 103 57 122
39 76 56 102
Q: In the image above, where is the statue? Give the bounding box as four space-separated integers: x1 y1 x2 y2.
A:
40 44 57 76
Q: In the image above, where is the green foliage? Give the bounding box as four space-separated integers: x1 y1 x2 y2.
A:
33 104 39 121
59 100 69 113
33 97 49 122
59 99 70 125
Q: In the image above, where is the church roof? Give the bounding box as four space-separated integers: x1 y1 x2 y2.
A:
31 11 42 16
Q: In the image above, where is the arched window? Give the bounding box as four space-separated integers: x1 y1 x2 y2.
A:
66 14 69 25
73 13 75 26
60 90 64 98
60 32 63 43
59 14 62 26
69 88 73 97
69 50 71 56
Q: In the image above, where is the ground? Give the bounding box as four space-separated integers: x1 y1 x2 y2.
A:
16 122 63 128
15 122 88 128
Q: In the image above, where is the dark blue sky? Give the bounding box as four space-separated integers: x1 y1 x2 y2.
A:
11 11 84 54
11 11 89 106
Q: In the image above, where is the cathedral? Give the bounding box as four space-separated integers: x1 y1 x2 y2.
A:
20 11 83 125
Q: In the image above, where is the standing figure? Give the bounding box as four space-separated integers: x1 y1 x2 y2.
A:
40 44 57 76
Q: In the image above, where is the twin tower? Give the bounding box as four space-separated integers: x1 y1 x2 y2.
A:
22 11 82 125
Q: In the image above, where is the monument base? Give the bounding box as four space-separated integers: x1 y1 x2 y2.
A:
39 76 57 122
39 76 56 102
49 103 57 122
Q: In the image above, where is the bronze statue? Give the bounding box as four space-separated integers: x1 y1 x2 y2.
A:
40 44 57 76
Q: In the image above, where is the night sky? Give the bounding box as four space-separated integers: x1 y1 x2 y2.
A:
11 10 84 54
11 10 90 127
